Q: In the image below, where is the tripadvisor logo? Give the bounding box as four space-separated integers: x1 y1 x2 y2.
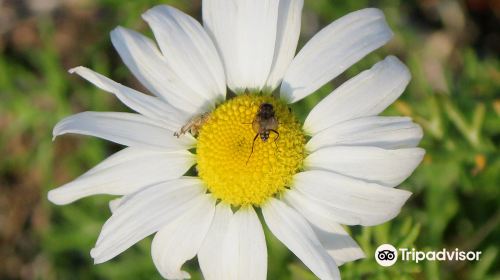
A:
375 244 398 267
375 244 482 267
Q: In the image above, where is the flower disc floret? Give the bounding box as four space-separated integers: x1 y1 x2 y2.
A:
197 94 305 206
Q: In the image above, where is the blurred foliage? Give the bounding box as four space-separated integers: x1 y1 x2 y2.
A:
1 0 499 279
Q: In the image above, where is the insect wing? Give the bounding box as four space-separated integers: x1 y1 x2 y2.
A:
264 116 279 130
252 117 262 133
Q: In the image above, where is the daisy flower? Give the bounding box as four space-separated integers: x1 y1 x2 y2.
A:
49 1 424 279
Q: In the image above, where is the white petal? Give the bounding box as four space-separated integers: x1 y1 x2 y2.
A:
53 112 195 150
283 197 365 266
151 194 216 279
203 0 279 92
281 8 394 103
312 224 364 266
110 27 209 114
265 0 303 91
289 171 412 226
142 5 226 105
90 178 205 263
263 198 340 280
48 148 194 205
221 207 267 280
69 66 188 131
109 197 122 214
198 203 233 280
306 146 425 187
306 116 423 152
304 56 410 134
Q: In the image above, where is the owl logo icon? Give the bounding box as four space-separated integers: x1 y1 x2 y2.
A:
375 244 398 266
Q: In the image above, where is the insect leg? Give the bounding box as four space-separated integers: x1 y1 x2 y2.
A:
246 133 259 165
269 129 280 151
270 129 280 143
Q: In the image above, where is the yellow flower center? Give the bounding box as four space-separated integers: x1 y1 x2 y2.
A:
197 94 306 206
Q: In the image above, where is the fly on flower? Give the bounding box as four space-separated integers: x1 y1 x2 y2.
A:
246 102 280 164
174 112 210 138
49 1 424 279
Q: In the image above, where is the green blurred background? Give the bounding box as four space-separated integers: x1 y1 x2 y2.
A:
1 0 499 279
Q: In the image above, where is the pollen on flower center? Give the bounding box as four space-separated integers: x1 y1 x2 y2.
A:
196 94 306 206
